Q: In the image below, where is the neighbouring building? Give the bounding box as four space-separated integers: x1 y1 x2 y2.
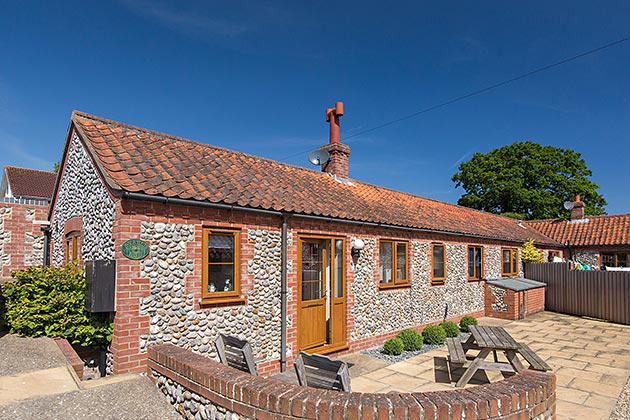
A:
0 166 56 278
527 195 630 269
49 107 563 375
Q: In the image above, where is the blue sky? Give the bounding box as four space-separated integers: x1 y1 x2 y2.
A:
1 1 629 214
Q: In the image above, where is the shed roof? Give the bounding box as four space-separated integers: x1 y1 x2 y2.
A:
67 111 560 245
486 277 546 291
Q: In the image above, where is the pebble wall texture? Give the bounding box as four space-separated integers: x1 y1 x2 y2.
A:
490 285 508 312
574 250 599 266
153 370 241 420
50 134 116 266
139 223 284 363
349 239 492 340
24 231 45 267
0 207 11 270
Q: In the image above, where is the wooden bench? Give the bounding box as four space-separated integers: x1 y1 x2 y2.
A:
518 344 551 371
446 337 467 365
214 334 258 376
294 352 351 392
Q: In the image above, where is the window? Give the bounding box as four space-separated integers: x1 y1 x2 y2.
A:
432 243 446 285
64 233 79 264
202 228 241 303
502 248 518 276
548 250 561 262
601 252 630 268
379 240 409 287
468 246 483 281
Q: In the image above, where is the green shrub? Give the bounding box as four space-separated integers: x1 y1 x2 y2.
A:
422 325 446 345
439 321 460 338
459 315 478 333
396 329 423 351
383 337 404 356
1 265 112 347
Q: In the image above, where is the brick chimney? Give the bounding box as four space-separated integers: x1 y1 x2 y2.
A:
570 194 585 220
321 102 350 179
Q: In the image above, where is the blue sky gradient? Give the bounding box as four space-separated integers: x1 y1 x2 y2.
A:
1 1 629 214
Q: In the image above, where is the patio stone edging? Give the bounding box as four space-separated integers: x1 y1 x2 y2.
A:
148 343 556 420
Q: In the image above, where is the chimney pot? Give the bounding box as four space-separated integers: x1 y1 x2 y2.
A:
321 101 350 178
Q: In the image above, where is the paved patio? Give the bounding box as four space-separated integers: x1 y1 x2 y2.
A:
341 311 630 420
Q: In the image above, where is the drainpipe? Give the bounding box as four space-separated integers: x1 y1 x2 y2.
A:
41 226 51 266
280 214 289 372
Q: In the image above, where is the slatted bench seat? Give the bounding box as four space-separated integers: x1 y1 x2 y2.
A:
518 344 551 371
294 351 351 392
446 337 467 365
214 334 258 376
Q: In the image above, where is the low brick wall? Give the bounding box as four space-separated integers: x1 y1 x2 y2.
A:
148 344 556 420
485 284 545 321
55 338 84 380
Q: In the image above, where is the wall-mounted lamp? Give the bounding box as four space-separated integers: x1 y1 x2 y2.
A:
351 238 365 259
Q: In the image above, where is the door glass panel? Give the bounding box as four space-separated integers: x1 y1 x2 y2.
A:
334 239 343 298
302 242 323 301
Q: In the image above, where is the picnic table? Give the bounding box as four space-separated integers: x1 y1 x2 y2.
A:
447 325 550 388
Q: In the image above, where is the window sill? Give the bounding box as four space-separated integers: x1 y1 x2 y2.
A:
200 296 246 306
379 283 411 291
430 280 446 286
467 278 484 282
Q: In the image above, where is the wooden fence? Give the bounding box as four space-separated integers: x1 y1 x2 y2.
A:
524 262 630 325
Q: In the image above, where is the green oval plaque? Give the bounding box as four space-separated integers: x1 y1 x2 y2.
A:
122 239 149 260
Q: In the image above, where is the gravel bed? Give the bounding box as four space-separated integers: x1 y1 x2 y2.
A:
609 374 630 420
362 333 471 363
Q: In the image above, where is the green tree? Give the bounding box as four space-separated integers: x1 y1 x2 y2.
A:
53 161 61 173
521 239 544 263
452 141 606 220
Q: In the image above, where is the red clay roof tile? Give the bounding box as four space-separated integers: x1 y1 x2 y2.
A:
527 215 630 247
71 111 559 245
4 166 57 200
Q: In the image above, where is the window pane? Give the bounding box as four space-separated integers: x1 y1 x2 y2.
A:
433 245 445 278
302 242 323 301
380 242 393 283
207 264 235 292
334 239 343 298
602 253 614 267
512 251 518 273
208 233 234 262
468 248 475 277
396 243 407 281
502 249 511 274
617 254 628 268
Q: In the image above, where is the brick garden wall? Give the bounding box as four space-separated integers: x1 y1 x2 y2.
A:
148 344 557 420
0 200 48 277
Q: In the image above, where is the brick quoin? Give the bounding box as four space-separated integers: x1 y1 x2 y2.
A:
0 202 48 277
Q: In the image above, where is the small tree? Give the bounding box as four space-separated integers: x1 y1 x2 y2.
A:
521 239 544 263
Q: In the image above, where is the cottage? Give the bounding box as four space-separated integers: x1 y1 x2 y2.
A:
49 106 561 375
527 195 630 269
0 166 55 278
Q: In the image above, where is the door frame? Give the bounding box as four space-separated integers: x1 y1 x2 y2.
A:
297 234 348 354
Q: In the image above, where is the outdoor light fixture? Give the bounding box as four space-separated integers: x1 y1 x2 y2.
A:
351 238 365 259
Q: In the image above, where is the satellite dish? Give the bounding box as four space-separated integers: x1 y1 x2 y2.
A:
308 149 330 165
563 201 575 210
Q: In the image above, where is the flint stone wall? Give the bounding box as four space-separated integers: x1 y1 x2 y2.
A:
139 223 284 363
51 133 116 266
350 240 496 340
574 250 599 267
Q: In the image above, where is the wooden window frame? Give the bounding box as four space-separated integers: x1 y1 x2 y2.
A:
201 228 243 305
431 243 446 285
601 252 630 268
467 246 483 281
379 239 410 289
64 232 80 264
501 247 519 277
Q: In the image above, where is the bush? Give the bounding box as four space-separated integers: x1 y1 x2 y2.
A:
383 337 404 356
459 315 478 332
396 329 423 351
439 321 460 338
1 265 112 347
521 239 544 263
422 325 446 345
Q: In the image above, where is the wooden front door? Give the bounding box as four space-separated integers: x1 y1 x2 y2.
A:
297 237 346 353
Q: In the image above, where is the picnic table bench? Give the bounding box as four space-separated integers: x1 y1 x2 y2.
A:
214 334 258 376
447 325 550 388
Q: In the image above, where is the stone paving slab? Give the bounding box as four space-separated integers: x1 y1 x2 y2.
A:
349 311 630 420
0 333 67 376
